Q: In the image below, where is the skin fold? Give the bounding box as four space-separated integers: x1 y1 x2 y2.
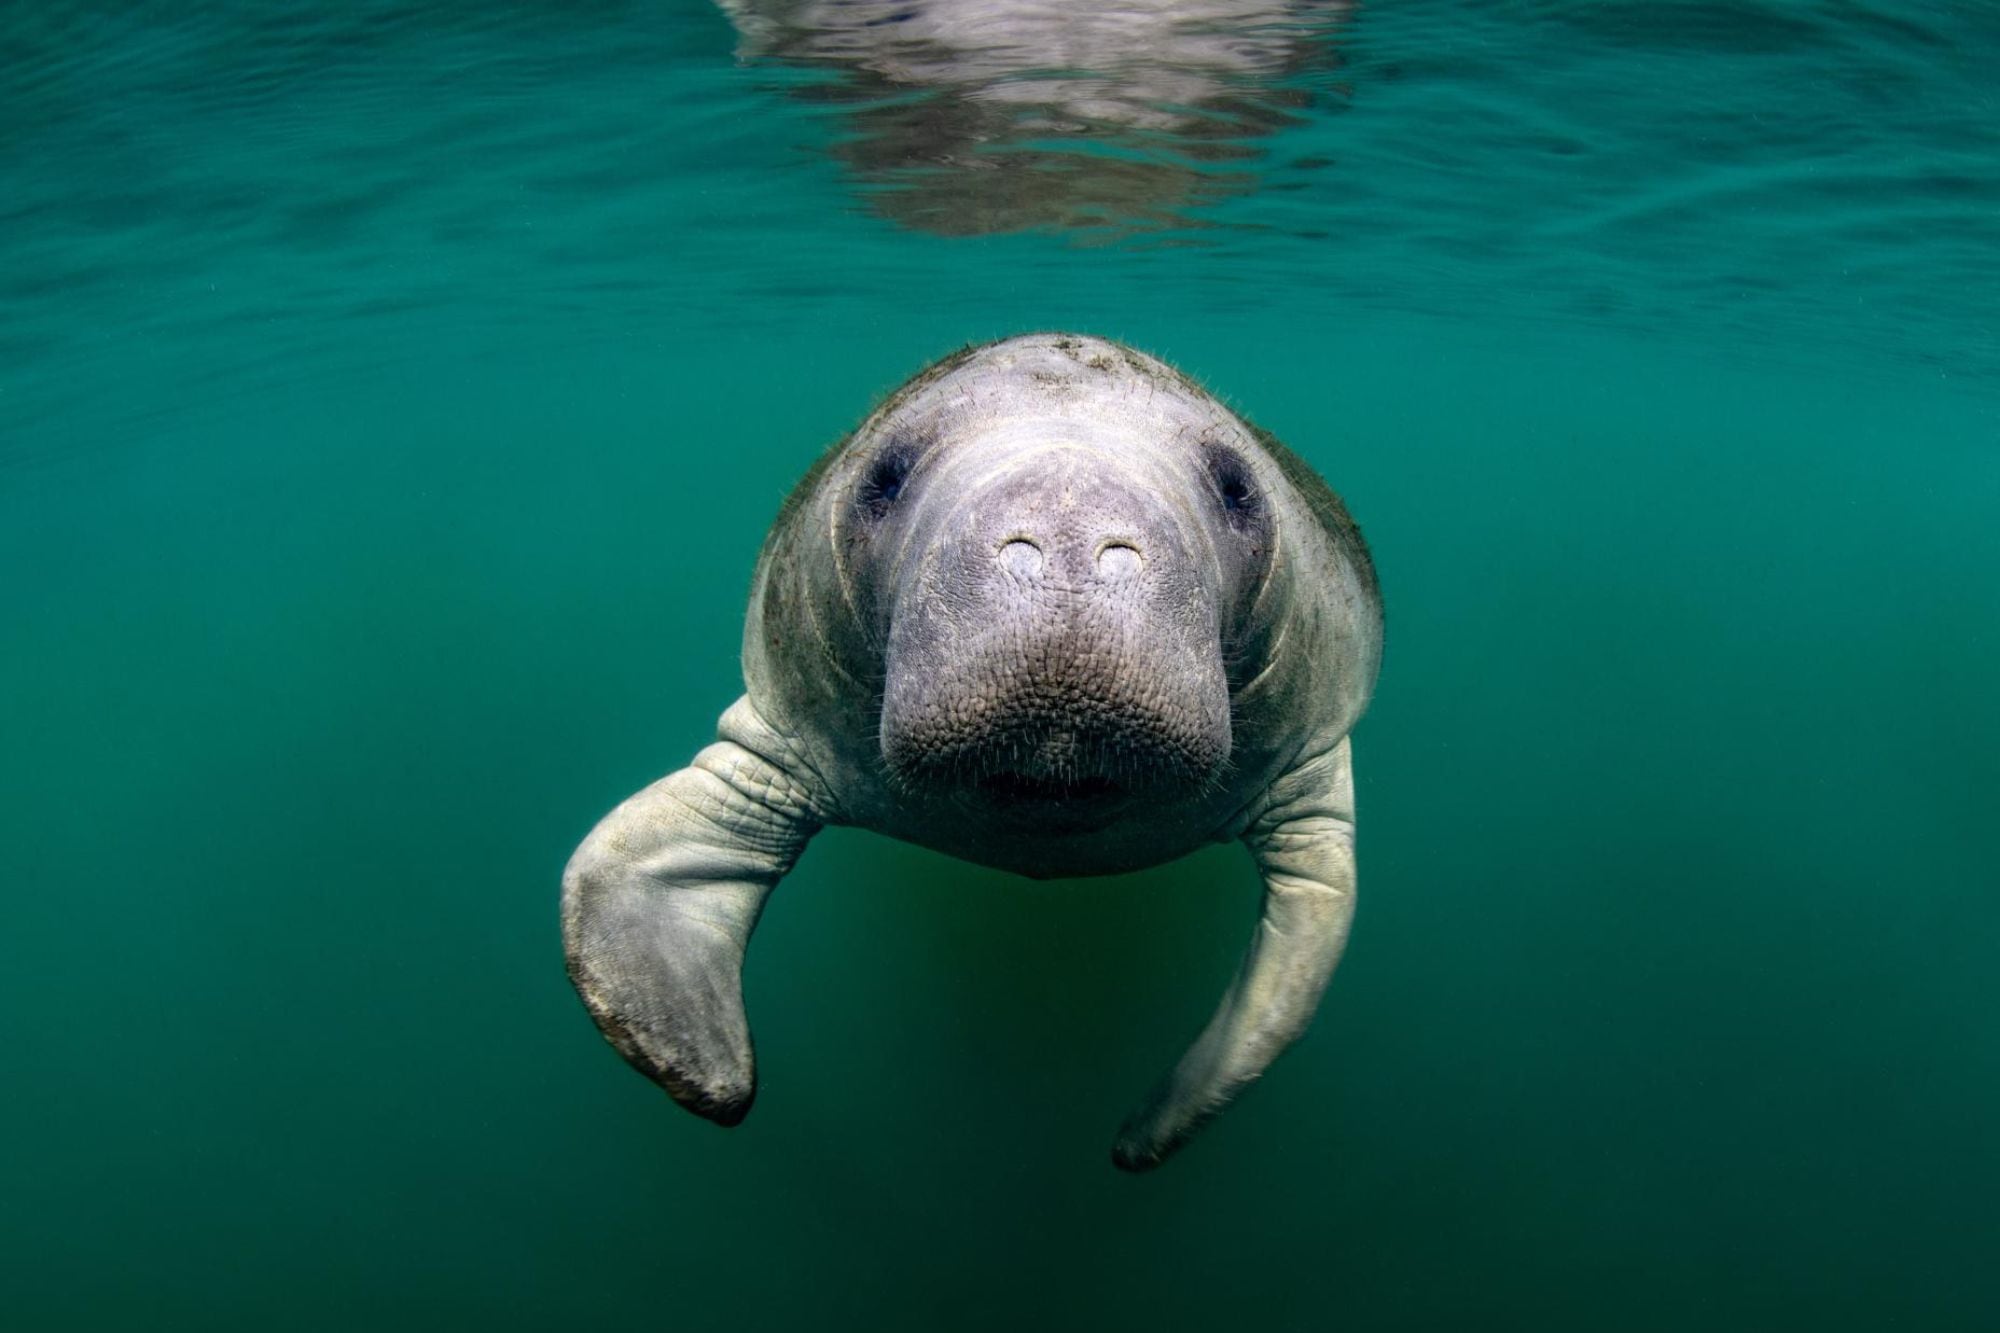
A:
563 332 1382 1169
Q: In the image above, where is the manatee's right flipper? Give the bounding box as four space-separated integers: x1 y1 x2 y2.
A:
561 699 822 1125
1112 738 1359 1171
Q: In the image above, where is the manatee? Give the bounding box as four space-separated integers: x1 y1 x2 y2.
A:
563 332 1383 1170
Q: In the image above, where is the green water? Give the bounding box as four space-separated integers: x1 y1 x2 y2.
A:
5 4 1997 1329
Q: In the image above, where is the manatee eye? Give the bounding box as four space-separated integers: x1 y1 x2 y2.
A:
1205 445 1260 525
1219 472 1252 511
859 441 917 520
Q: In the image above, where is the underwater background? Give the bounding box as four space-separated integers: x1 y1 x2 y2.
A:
4 2 1997 1329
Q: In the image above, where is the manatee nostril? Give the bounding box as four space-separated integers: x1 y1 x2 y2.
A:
1096 542 1142 579
999 538 1044 579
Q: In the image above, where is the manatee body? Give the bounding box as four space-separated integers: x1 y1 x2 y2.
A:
563 333 1383 1170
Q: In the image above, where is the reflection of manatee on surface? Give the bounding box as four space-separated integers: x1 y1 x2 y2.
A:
563 334 1383 1170
717 0 1352 236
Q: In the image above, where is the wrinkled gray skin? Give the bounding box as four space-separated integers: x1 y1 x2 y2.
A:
563 333 1382 1170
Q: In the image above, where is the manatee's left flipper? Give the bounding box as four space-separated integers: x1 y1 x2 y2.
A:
561 699 823 1126
1113 738 1359 1172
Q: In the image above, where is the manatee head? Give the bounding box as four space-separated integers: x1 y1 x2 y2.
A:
821 335 1282 861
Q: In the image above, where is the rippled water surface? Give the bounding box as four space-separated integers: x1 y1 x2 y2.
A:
4 4 1997 1330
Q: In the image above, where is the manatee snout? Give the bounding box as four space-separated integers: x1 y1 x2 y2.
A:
878 445 1231 807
